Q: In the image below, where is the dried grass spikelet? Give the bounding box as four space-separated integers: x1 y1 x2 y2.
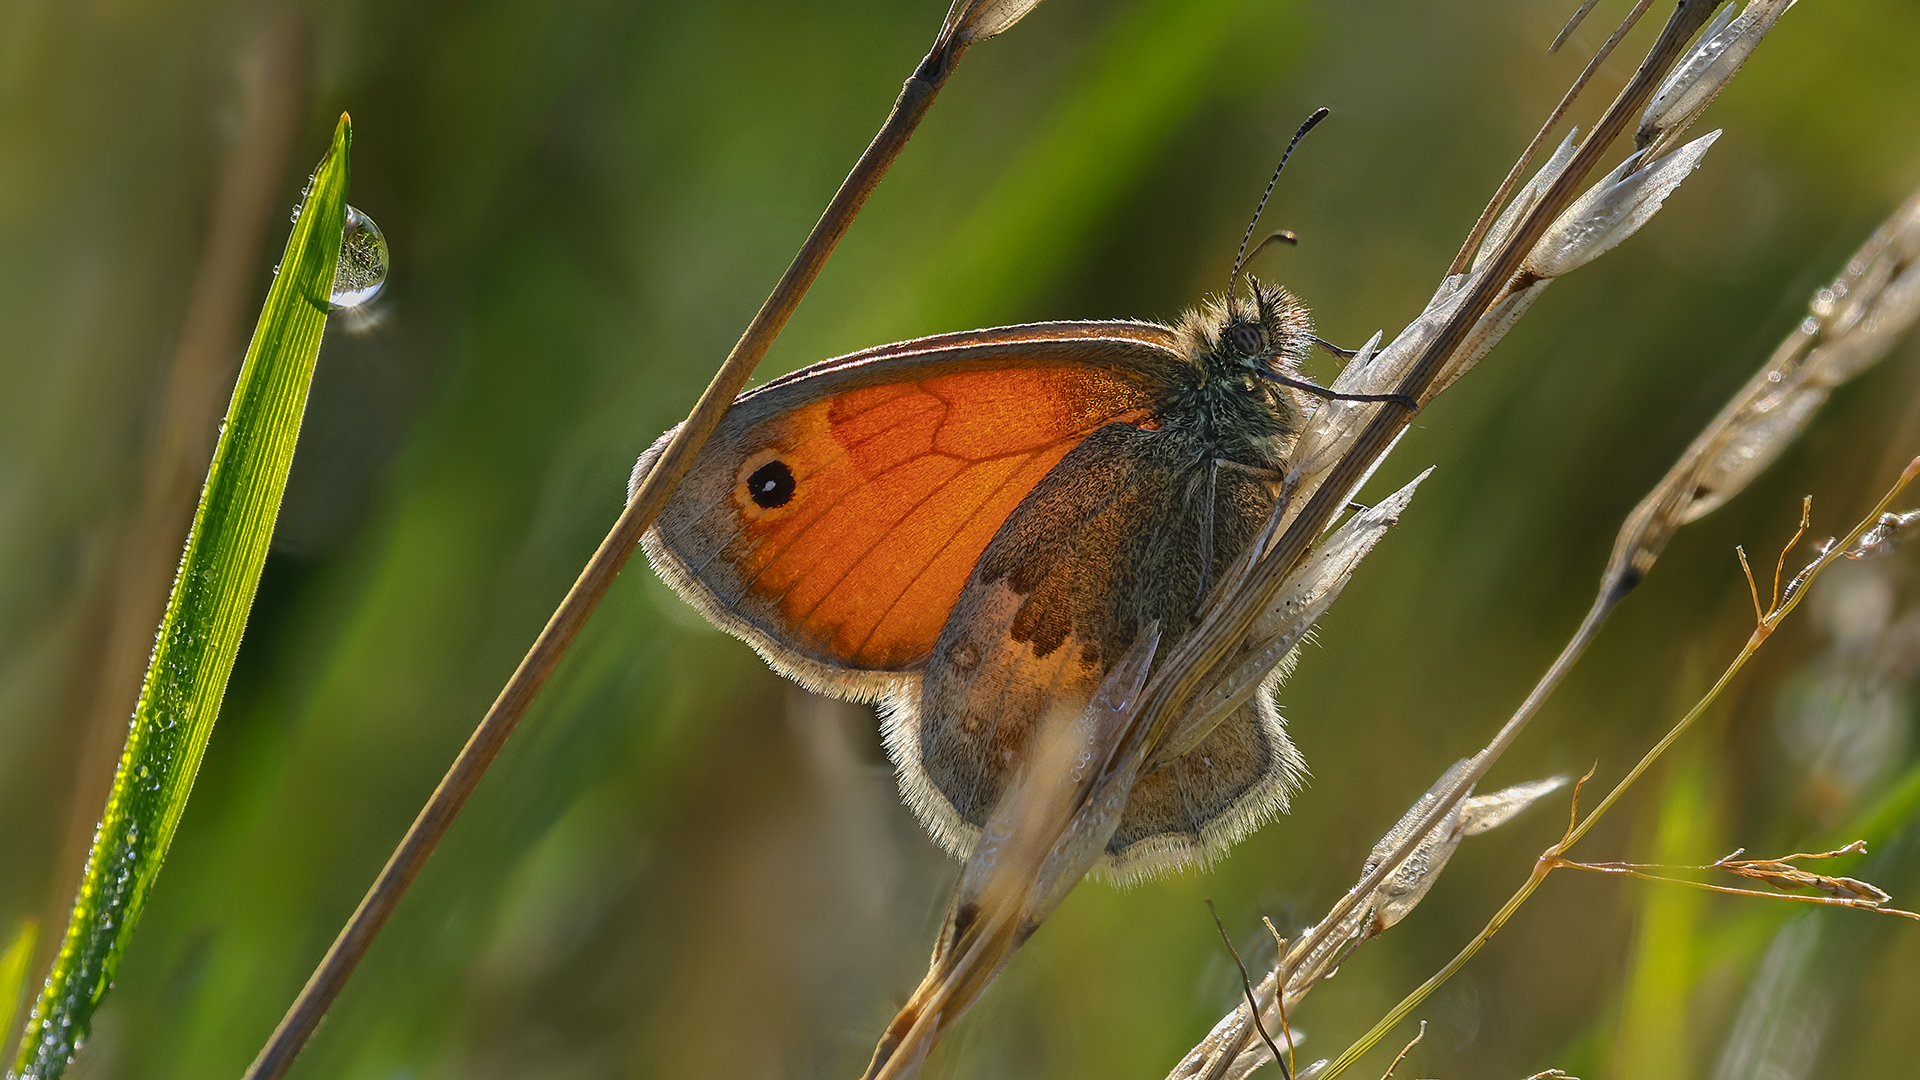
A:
1160 470 1433 766
1280 126 1722 533
1637 0 1799 157
869 470 1438 1076
1167 768 1568 1080
1558 839 1904 910
1605 182 1920 598
939 0 1046 44
865 628 1162 1079
871 2 1780 1075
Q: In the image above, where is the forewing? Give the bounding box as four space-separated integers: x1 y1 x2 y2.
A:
634 323 1182 696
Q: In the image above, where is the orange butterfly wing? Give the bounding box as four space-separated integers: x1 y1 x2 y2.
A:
634 323 1183 693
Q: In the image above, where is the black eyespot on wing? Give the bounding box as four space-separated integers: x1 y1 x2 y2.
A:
746 460 796 508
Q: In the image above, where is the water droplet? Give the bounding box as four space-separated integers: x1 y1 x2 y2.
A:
329 205 389 310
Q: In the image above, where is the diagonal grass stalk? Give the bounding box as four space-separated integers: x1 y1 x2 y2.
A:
8 115 354 1080
241 5 1056 1077
1321 458 1920 1079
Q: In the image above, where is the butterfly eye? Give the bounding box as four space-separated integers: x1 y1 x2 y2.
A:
1227 323 1265 354
746 460 796 509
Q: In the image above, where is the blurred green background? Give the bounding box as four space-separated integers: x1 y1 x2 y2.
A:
4 0 1920 1077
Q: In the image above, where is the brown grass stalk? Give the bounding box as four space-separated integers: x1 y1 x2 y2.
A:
1134 0 1722 917
1552 840 1916 918
1152 7 1730 1075
237 3 1050 1075
1447 0 1657 276
854 5 1739 1075
1320 457 1920 1078
1170 69 1920 1080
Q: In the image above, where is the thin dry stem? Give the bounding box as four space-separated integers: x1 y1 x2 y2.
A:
243 23 984 1080
1161 0 1723 985
1559 838 1895 906
1736 545 1763 625
1449 0 1657 276
1771 496 1813 615
1550 863 1919 920
1163 11 1731 1075
1320 459 1920 1078
1377 1020 1425 1080
1550 0 1603 53
1261 919 1299 1080
1211 901 1289 1077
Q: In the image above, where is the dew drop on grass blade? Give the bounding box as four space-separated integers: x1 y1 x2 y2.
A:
10 114 361 1080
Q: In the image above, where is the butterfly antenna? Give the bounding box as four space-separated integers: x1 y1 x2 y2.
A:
1229 106 1330 297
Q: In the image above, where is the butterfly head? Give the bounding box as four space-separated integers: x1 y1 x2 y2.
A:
1162 276 1314 458
1179 277 1313 378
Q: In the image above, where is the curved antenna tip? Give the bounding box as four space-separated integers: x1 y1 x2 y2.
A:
1228 110 1333 295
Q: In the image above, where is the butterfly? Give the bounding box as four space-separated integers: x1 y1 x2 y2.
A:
629 113 1396 880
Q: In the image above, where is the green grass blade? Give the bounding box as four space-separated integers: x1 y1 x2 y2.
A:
10 114 353 1080
0 921 38 1064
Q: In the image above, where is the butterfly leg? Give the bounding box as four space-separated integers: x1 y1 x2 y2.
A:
1213 461 1283 482
1309 334 1358 359
1193 460 1284 611
1194 461 1218 608
1261 370 1418 412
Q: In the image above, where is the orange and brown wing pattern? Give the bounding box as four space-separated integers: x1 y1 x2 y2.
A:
635 327 1182 688
896 423 1304 879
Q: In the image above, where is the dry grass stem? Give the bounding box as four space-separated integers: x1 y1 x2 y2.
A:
1169 774 1568 1080
1157 7 1749 1075
1549 0 1605 54
1209 901 1290 1076
1374 1021 1424 1080
1737 545 1764 623
1554 839 1917 916
241 4 1054 1075
1173 167 1920 1076
1261 919 1299 1080
1771 497 1814 613
1319 458 1920 1078
1606 182 1920 596
1450 0 1656 276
